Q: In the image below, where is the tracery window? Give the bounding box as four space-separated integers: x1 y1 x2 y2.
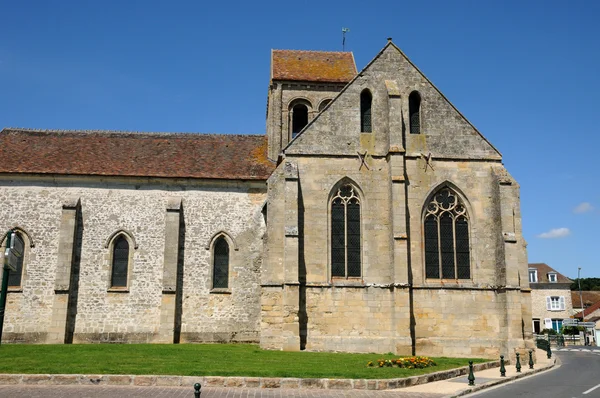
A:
111 235 129 288
424 188 470 279
360 90 372 133
331 184 361 278
212 236 229 289
409 91 421 134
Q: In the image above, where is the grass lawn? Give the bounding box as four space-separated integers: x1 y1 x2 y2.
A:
0 344 488 379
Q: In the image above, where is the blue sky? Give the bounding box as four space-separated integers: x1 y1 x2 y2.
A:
1 0 598 280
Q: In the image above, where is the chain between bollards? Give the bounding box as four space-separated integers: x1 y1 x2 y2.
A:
467 360 475 386
528 349 534 369
515 352 521 373
500 355 506 377
194 382 201 398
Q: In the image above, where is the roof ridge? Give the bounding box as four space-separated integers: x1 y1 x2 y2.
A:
272 49 353 55
1 127 266 138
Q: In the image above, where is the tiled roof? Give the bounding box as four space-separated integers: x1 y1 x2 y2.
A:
528 263 572 284
271 50 357 83
572 291 600 308
574 300 600 319
0 128 275 180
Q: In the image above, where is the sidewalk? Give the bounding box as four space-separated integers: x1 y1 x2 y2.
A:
402 348 556 398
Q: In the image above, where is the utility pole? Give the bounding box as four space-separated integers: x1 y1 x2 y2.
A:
578 267 586 345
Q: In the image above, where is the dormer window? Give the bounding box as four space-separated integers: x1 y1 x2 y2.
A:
548 272 557 283
528 268 538 283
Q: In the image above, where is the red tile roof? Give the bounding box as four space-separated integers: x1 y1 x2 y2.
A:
0 128 275 180
271 50 357 83
528 263 572 283
574 300 600 319
572 291 600 308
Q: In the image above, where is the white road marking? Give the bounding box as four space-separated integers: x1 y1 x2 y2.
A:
583 383 600 395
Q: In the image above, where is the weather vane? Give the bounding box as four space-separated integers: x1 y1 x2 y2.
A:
342 28 350 51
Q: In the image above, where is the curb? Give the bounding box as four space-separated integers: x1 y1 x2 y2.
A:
444 357 558 398
0 360 500 391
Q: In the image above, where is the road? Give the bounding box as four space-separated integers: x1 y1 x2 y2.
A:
465 348 600 398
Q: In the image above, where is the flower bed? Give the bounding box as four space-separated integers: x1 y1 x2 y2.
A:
368 356 436 369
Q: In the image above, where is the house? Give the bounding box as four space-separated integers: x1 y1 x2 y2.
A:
0 40 533 358
571 291 600 316
529 263 573 333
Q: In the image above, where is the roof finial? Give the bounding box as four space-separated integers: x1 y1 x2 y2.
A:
342 28 350 51
387 37 393 42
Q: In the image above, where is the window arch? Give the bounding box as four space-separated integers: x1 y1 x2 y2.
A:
212 236 230 289
331 183 361 278
110 235 130 288
409 91 421 134
291 103 309 139
318 99 332 112
424 187 470 279
1 228 33 289
360 89 372 133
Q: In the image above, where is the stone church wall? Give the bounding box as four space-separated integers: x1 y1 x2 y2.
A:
0 176 266 344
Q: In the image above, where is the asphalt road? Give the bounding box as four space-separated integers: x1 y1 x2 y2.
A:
465 349 600 398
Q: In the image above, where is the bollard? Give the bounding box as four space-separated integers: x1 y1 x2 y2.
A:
500 355 506 377
468 361 475 386
515 352 521 373
547 346 552 359
194 382 201 398
528 350 534 369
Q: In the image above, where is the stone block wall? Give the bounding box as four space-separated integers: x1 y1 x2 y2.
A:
530 287 573 325
0 176 266 344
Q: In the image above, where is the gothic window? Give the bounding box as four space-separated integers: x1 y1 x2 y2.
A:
7 232 24 287
424 188 470 279
212 236 229 289
291 104 309 139
331 184 361 278
111 235 129 288
360 89 372 133
409 91 421 134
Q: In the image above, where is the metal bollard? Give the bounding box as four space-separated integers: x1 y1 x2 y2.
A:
194 382 201 398
468 361 475 386
528 350 534 369
547 346 552 359
500 355 506 377
515 352 521 373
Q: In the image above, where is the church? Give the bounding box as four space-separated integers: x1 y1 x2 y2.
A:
0 40 533 358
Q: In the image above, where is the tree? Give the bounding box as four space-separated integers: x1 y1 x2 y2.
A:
570 277 600 291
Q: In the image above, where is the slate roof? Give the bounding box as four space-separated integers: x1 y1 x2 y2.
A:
528 263 572 284
271 50 357 83
0 128 275 180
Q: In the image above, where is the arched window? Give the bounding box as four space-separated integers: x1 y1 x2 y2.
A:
331 183 361 278
111 235 129 288
360 90 372 133
318 99 332 112
291 104 309 139
7 232 25 287
424 187 470 279
409 91 421 134
212 236 229 289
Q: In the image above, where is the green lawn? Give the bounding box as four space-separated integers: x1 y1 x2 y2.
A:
0 344 488 379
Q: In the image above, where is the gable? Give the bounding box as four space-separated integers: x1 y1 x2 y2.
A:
284 42 501 160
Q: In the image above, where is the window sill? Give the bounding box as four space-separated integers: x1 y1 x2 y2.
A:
0 288 23 293
331 278 364 287
210 288 232 294
107 288 129 293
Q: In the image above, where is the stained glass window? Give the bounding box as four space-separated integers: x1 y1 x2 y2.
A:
423 188 471 279
331 184 361 278
213 237 229 289
111 236 129 288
